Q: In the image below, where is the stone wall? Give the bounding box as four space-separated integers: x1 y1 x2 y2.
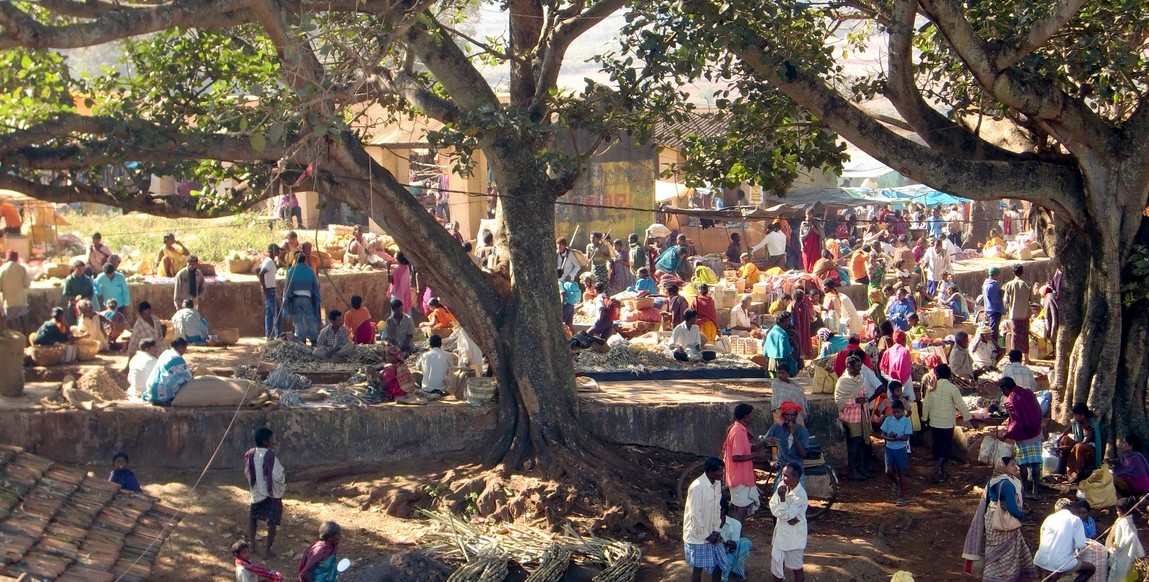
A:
0 402 495 470
24 271 391 338
0 394 848 471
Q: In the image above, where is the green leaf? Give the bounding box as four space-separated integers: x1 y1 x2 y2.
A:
249 132 266 152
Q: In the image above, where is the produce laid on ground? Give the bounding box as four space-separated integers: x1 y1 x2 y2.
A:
261 339 387 370
420 511 640 582
573 341 758 374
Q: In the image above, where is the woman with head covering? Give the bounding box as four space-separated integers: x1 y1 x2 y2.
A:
963 457 1037 581
817 327 849 358
1055 403 1103 483
284 251 322 345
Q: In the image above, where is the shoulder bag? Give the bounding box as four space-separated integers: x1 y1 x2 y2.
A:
989 482 1022 531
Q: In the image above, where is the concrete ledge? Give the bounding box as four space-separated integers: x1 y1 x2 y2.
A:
0 401 495 470
0 379 842 471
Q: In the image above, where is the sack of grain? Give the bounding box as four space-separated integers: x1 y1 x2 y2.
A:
170 377 265 407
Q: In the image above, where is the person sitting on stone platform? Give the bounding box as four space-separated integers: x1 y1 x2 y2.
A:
32 307 73 346
314 310 354 361
73 298 110 352
172 298 209 345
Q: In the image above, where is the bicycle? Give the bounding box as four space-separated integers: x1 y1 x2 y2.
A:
676 443 839 520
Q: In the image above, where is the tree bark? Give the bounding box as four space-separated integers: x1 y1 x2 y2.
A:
968 199 998 248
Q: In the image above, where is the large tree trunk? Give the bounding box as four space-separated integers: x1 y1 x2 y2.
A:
968 199 999 248
1059 163 1149 449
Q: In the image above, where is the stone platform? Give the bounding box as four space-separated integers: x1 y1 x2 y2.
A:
21 270 391 338
0 377 837 472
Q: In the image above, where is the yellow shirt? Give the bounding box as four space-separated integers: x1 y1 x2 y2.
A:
738 263 760 283
768 299 789 315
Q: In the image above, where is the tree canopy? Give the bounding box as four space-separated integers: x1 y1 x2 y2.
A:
609 0 1149 433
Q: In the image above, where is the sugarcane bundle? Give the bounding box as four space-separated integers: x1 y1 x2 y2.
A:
523 545 571 582
593 541 640 582
446 555 508 582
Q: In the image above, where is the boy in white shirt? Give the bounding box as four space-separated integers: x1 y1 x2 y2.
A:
769 462 808 582
718 497 752 582
126 339 160 398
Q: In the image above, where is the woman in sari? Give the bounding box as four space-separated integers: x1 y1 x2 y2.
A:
389 252 413 313
791 287 815 360
799 210 823 273
298 521 341 582
963 456 1037 582
1056 403 1102 483
1111 435 1149 497
811 249 840 285
344 295 374 344
155 234 190 277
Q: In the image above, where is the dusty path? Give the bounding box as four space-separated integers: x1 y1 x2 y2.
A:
133 448 1127 582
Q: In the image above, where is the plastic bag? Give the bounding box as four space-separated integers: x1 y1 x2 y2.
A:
978 436 1013 466
1079 466 1118 508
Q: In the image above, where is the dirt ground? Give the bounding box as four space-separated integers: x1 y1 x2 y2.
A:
127 441 1149 582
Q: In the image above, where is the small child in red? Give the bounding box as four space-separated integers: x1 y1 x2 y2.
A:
233 540 283 582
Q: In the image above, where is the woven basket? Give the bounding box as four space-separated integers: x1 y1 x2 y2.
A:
75 339 100 361
225 258 253 274
624 296 656 310
464 378 498 407
30 345 66 366
216 328 240 345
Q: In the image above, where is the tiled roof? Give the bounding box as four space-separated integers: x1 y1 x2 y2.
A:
654 109 728 149
0 446 180 581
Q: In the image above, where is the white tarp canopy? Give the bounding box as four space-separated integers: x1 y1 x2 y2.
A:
841 147 896 179
655 180 691 202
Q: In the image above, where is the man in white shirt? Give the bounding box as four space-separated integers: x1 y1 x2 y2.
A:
921 239 951 297
728 295 754 336
1033 499 1094 581
127 339 160 398
171 298 209 344
684 457 728 582
769 462 808 582
970 325 998 370
419 334 453 397
1000 349 1037 390
752 223 788 270
671 309 714 363
256 243 281 341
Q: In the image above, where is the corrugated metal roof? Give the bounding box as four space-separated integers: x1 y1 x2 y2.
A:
655 109 728 149
353 103 445 148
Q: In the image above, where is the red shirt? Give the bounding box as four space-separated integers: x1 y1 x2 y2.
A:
722 422 755 488
691 294 719 325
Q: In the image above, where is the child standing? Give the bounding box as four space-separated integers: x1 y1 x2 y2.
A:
1106 497 1145 582
245 428 286 557
233 540 284 582
881 400 913 506
108 452 142 493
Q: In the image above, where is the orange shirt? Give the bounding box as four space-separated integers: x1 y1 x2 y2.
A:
344 306 372 337
428 306 457 329
850 251 869 281
722 421 755 488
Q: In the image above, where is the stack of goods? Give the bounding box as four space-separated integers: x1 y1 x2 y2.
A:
727 336 762 356
918 308 954 328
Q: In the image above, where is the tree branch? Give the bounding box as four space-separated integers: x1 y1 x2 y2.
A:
405 16 500 113
0 113 293 166
916 0 1115 157
0 173 276 219
0 0 253 49
531 0 627 120
731 44 1087 224
992 0 1090 70
884 0 1025 162
365 72 461 124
